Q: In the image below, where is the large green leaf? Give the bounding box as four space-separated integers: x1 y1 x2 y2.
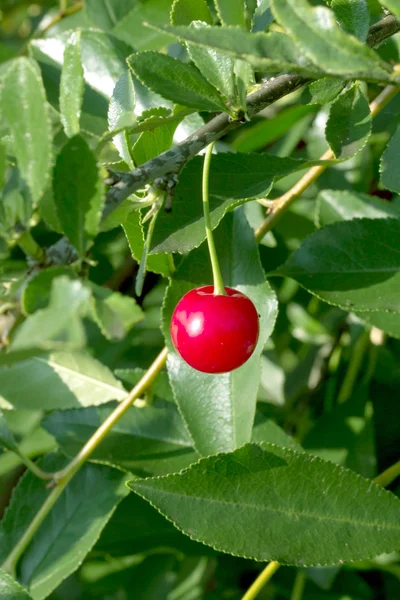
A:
316 189 400 227
0 352 126 411
356 310 400 340
53 135 105 256
42 399 198 476
274 218 400 312
150 153 322 254
325 83 371 160
0 455 129 600
112 0 174 51
380 126 400 193
271 0 390 81
132 117 178 165
162 210 278 456
150 23 322 75
107 70 136 168
331 0 370 41
21 267 77 314
59 31 84 137
0 570 33 600
130 443 400 565
0 57 51 203
186 22 237 105
128 51 228 112
11 277 90 352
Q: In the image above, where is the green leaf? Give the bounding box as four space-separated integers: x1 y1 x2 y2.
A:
271 0 390 81
325 83 371 160
357 310 400 340
252 416 303 452
114 368 174 402
123 210 172 277
96 493 210 557
379 1 400 18
59 31 84 137
11 277 91 352
214 0 247 28
127 51 228 113
151 153 321 254
21 267 77 314
0 352 126 411
186 22 237 105
307 77 346 105
0 57 52 203
380 126 400 193
89 282 144 340
274 218 400 312
53 135 105 256
316 189 400 227
0 455 129 600
130 442 400 566
151 24 322 75
85 0 134 30
0 570 33 600
0 140 6 190
108 71 136 168
331 0 370 42
132 118 178 165
0 409 19 453
170 0 213 25
162 210 278 455
42 399 198 476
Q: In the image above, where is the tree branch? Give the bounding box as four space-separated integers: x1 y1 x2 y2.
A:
103 15 400 221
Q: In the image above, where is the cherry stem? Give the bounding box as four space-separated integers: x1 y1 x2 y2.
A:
202 142 226 296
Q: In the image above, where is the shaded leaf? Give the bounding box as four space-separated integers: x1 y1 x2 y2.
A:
271 0 390 81
332 0 370 42
59 31 84 137
215 0 247 28
90 282 144 340
112 0 175 51
307 77 346 105
0 409 19 453
274 218 400 312
380 125 400 193
316 189 400 227
128 51 228 112
0 352 126 411
132 118 178 165
85 0 134 30
170 0 213 25
131 443 400 566
0 455 129 600
42 399 197 476
53 135 105 256
0 57 51 203
379 1 400 18
162 210 278 456
325 83 371 160
11 278 90 352
21 267 77 314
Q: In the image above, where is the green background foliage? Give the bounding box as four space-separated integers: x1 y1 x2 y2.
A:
1 1 400 599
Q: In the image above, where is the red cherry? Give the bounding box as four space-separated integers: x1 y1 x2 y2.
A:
170 286 260 374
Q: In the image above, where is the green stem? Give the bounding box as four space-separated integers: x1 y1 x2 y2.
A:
1 347 168 574
337 329 370 404
241 561 280 600
374 459 400 488
60 0 68 11
17 231 45 262
18 453 54 481
290 571 306 600
203 143 225 296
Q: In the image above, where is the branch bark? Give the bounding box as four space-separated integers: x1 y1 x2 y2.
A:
103 15 400 221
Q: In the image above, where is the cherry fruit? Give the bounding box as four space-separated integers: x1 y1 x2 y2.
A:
170 286 259 374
